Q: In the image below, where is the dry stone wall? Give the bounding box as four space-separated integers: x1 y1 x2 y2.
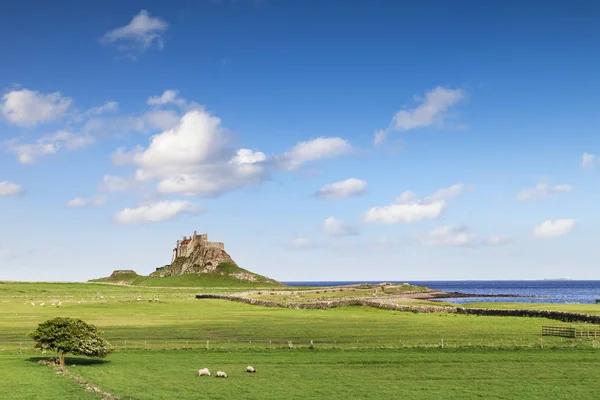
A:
197 294 600 324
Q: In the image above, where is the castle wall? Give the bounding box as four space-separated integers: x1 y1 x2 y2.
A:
172 233 225 261
205 242 225 250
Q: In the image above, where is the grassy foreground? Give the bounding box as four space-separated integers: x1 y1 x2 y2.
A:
3 348 599 400
1 282 600 399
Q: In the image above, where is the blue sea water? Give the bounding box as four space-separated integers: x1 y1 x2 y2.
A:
282 280 600 304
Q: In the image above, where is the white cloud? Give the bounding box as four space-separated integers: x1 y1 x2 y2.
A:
516 183 572 201
533 219 575 239
393 86 465 131
147 90 186 107
6 131 94 164
322 217 359 237
111 110 268 197
363 189 449 224
484 235 511 246
418 225 477 247
427 184 465 202
373 86 465 145
275 137 353 171
100 10 168 54
83 109 181 137
67 196 107 208
139 109 181 131
373 129 387 146
83 101 119 117
114 200 201 225
315 178 367 199
0 181 22 196
287 235 318 250
581 152 597 168
1 89 71 127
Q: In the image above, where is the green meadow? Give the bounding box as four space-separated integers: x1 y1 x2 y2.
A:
1 281 600 399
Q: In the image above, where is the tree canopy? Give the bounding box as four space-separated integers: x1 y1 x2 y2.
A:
30 317 114 367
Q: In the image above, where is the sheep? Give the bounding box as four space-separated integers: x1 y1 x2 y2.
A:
198 368 211 377
246 366 256 373
215 371 228 378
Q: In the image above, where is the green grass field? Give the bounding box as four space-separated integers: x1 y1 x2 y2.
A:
1 282 600 399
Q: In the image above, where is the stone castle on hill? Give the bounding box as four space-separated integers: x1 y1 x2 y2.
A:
171 231 225 263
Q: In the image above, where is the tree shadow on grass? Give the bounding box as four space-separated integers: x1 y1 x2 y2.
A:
27 356 111 366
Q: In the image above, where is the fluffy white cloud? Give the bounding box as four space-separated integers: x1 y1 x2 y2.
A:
111 110 268 197
322 217 359 237
364 199 445 224
533 219 575 238
363 188 454 224
484 235 511 246
114 200 201 225
315 178 366 199
393 87 465 131
581 152 597 168
275 137 352 171
6 131 94 164
0 181 22 196
100 10 168 53
418 225 477 247
1 89 71 127
67 196 107 208
517 183 572 201
147 90 186 107
373 86 465 144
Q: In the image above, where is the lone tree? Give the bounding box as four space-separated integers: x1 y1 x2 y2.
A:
30 317 114 368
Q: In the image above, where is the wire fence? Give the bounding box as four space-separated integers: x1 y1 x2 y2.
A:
3 335 600 354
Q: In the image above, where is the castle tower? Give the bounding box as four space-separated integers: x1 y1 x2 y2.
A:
193 230 198 240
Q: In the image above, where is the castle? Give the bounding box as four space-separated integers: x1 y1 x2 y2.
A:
171 231 225 263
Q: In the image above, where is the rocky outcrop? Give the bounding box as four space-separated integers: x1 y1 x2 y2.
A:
157 243 235 277
152 239 280 284
109 270 138 279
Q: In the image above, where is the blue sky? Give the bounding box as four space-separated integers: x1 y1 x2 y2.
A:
1 0 599 281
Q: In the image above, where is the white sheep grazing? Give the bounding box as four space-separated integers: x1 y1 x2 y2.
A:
216 371 228 378
246 366 256 373
198 368 211 377
40 302 45 307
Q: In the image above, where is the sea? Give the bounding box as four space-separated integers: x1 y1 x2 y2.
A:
282 280 600 304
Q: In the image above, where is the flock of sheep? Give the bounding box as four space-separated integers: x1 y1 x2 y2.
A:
198 366 255 378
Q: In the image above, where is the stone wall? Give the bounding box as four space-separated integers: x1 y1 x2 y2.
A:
195 294 456 313
456 307 600 324
196 294 600 324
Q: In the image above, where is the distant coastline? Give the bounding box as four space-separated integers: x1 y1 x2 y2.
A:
283 280 600 305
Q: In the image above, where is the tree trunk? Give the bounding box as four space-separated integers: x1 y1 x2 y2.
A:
59 352 66 368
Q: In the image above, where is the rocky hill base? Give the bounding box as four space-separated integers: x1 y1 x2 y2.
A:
90 263 281 288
